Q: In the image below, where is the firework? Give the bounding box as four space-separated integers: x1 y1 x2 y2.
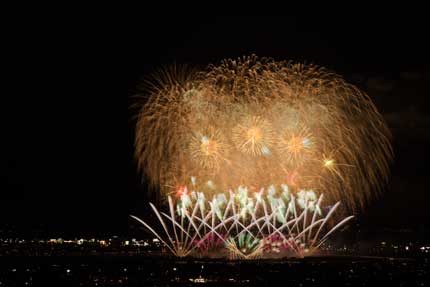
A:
225 233 263 260
131 182 354 258
277 125 313 166
135 55 392 211
232 115 274 157
189 128 229 170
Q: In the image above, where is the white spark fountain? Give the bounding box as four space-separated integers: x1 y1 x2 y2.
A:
131 184 353 259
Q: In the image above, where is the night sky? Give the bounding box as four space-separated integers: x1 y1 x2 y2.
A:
4 15 430 236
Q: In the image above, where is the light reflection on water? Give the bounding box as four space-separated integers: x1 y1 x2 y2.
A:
0 257 428 286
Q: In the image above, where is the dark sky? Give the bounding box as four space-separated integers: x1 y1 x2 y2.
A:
4 15 430 236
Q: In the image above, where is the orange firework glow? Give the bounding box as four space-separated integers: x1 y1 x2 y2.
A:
134 55 392 212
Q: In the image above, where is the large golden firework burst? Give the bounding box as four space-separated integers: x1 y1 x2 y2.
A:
189 128 229 170
277 125 314 166
134 55 392 211
232 115 274 157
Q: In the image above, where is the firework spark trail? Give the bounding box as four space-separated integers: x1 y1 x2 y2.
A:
132 55 392 258
135 55 392 212
131 185 354 258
